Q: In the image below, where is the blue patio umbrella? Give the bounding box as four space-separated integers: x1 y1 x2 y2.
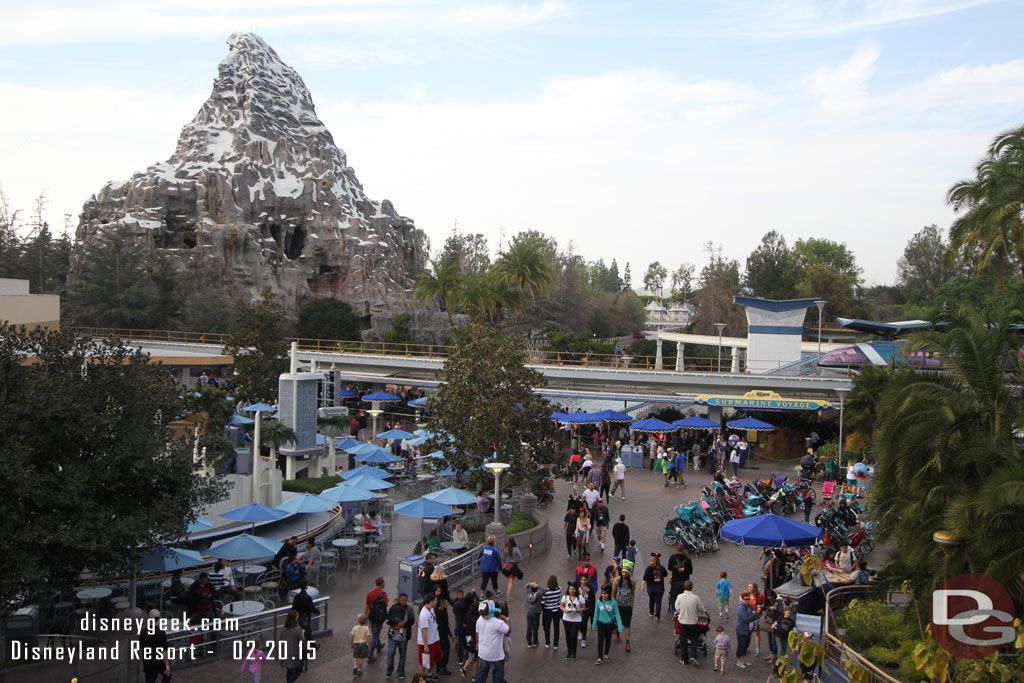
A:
727 417 775 432
341 465 393 480
628 417 678 433
338 437 361 451
437 465 459 476
337 388 358 398
318 486 374 505
348 442 381 456
394 498 455 518
208 534 283 561
220 503 288 524
551 411 568 420
556 412 602 424
187 517 214 533
407 435 428 447
139 547 207 572
275 494 336 515
409 396 428 407
340 474 395 490
591 409 633 422
362 391 401 402
424 487 478 506
720 514 822 547
378 428 415 440
426 450 444 459
243 402 275 413
228 414 254 425
356 449 403 464
674 416 720 429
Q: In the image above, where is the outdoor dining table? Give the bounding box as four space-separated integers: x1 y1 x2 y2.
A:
332 538 359 549
417 473 435 481
440 541 466 553
223 600 264 617
241 564 266 575
76 587 112 601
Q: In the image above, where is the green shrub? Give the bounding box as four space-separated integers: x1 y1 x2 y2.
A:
866 645 899 668
282 475 342 494
506 511 537 535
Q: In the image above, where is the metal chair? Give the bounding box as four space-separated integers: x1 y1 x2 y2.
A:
345 546 364 574
320 550 339 584
260 570 281 600
363 540 382 562
243 572 266 598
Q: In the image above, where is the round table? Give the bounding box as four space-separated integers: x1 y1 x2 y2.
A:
224 600 264 616
351 526 370 535
76 587 112 601
288 586 320 600
417 474 435 481
332 538 358 548
450 508 466 517
242 564 266 575
440 541 466 553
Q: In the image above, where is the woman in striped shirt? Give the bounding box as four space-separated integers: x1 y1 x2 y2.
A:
541 575 562 650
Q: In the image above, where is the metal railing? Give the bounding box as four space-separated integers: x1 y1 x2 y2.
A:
76 327 857 377
438 544 483 589
821 585 907 683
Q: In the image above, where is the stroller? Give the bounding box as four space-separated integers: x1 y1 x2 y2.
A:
673 610 711 660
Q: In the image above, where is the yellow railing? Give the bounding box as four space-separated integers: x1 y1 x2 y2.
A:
76 327 856 377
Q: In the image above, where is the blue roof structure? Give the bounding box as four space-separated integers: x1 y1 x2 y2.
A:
733 296 823 313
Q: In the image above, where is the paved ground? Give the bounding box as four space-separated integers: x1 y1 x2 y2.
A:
172 459 812 682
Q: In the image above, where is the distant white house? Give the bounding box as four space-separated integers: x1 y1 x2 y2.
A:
644 299 693 332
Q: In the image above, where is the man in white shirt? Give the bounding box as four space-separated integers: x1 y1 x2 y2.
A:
582 482 600 512
610 457 627 500
674 580 706 666
418 594 441 680
474 600 510 683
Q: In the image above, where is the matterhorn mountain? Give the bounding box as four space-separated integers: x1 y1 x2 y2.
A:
76 32 439 339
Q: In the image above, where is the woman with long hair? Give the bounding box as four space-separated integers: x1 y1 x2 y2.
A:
640 552 668 622
574 508 591 561
541 575 562 650
559 582 585 661
502 538 524 596
599 464 611 500
280 610 304 683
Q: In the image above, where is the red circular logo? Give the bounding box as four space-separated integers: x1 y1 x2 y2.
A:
932 573 1016 659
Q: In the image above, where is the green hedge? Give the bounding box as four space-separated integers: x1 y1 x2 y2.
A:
282 475 342 494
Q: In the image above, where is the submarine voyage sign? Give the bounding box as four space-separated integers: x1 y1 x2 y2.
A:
694 390 832 411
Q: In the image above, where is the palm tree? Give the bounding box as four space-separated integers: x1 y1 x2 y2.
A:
870 304 1024 608
413 260 463 329
945 124 1024 290
197 433 236 469
261 420 297 471
455 272 507 325
492 238 553 313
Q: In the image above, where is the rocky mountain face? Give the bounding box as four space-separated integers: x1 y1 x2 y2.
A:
76 32 443 341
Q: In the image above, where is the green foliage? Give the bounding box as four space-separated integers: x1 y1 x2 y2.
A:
643 261 668 296
296 297 362 341
898 225 965 305
504 511 537 535
744 230 799 300
588 258 623 292
692 242 746 336
0 189 72 295
197 432 236 468
414 260 464 328
0 325 226 609
793 237 868 318
425 323 569 492
223 287 288 401
871 305 1024 609
383 313 415 345
493 236 553 311
437 229 490 277
187 385 235 432
282 475 342 494
544 331 615 356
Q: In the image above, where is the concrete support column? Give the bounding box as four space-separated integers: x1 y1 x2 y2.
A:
675 342 685 372
285 456 296 481
655 338 663 370
708 405 723 427
731 346 741 373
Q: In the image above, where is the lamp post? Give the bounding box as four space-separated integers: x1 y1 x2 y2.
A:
484 462 510 526
714 323 726 372
835 386 851 475
368 403 383 440
815 300 827 374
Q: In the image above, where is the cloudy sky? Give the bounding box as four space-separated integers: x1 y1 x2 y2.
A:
2 0 1023 284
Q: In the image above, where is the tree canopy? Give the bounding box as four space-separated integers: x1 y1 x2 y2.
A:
296 297 362 341
744 230 799 300
224 287 288 400
0 325 225 610
423 323 568 492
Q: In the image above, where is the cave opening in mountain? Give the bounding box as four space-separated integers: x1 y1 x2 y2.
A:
284 226 306 260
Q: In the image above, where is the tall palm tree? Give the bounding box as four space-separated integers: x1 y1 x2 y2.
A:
870 305 1024 607
261 420 297 470
413 260 463 329
455 272 501 324
945 124 1024 290
492 238 553 313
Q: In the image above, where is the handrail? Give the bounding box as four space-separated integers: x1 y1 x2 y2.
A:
821 585 905 683
76 327 858 378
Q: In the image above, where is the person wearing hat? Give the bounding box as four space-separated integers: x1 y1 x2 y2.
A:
610 456 627 500
474 599 510 683
611 563 635 652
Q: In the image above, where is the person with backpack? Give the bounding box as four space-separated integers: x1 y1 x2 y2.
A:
479 536 502 595
385 593 417 679
365 577 389 663
611 565 635 652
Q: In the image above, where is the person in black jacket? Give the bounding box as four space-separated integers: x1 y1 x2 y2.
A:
667 544 693 608
385 593 417 679
611 514 630 558
417 553 436 602
291 580 320 644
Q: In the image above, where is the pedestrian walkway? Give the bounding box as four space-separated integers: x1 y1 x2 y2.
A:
171 461 805 682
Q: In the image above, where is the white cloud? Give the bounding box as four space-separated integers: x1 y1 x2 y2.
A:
809 42 881 115
0 1 569 45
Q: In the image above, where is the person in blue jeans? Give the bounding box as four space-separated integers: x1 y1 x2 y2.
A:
475 601 510 683
385 594 416 679
479 535 503 594
673 450 688 488
734 591 760 669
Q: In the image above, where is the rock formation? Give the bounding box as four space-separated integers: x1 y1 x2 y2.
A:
76 32 443 341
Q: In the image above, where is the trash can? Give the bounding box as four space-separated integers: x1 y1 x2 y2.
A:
620 445 643 469
398 555 425 602
5 606 39 659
